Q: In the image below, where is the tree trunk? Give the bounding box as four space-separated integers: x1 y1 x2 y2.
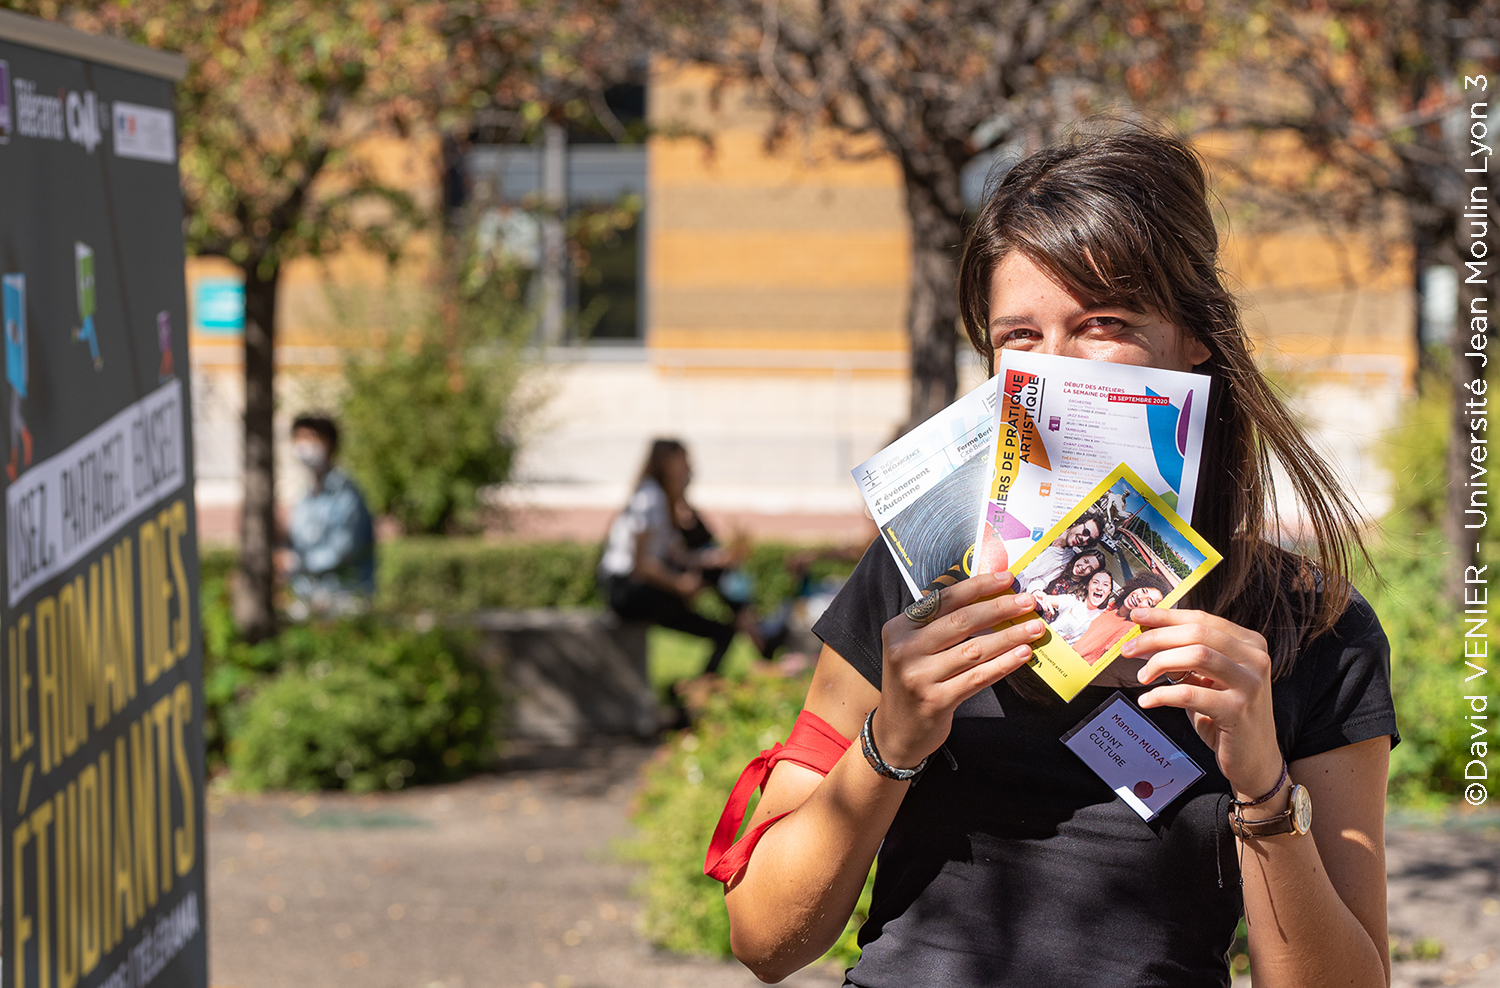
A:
540 120 568 346
233 262 279 643
902 179 964 432
1412 227 1436 384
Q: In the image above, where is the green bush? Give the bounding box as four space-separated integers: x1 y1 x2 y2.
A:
376 538 604 613
340 328 519 534
200 544 500 789
334 265 533 537
200 548 283 768
227 618 498 792
737 543 862 614
374 537 860 616
1366 373 1475 806
624 672 871 965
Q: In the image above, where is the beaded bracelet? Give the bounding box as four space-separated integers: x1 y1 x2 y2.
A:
860 708 928 782
1230 759 1288 808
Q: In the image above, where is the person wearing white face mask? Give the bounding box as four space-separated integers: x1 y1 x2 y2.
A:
284 413 375 618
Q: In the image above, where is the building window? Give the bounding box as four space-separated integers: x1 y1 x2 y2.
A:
460 82 648 347
575 208 641 341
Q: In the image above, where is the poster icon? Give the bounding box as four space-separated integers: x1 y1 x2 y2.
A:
3 273 32 479
74 241 102 370
158 309 175 381
1048 415 1061 431
0 60 11 143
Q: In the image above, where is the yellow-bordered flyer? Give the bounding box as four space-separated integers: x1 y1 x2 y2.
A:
997 462 1222 701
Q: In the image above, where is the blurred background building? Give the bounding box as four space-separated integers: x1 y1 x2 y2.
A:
186 60 1417 547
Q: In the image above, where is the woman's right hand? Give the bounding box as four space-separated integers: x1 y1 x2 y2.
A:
873 570 1046 768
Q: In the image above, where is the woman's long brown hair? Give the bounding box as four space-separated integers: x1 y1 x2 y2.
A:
640 438 689 528
957 129 1368 679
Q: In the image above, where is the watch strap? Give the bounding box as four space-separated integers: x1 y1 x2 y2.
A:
1228 783 1309 839
1228 805 1295 839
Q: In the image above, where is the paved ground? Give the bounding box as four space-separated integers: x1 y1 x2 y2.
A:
206 744 841 988
1385 819 1500 988
207 744 1500 988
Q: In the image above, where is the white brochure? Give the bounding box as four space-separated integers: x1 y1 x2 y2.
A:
852 378 998 597
972 351 1211 576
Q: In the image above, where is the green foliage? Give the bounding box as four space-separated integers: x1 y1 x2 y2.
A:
373 537 859 615
200 549 284 767
1366 374 1469 806
624 672 871 965
376 538 604 612
201 544 499 789
11 1 455 272
737 543 860 614
339 326 520 535
227 617 498 792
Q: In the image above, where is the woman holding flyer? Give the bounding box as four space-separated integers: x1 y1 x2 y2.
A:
703 129 1395 988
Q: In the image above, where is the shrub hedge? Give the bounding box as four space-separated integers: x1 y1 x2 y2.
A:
227 618 497 792
375 538 604 612
200 547 497 790
1364 374 1475 806
201 537 862 789
373 537 859 615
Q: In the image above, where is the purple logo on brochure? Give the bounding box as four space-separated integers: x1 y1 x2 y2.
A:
0 61 11 142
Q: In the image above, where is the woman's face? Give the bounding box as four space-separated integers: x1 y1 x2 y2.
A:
1086 570 1113 606
1122 586 1165 610
1070 554 1101 578
987 253 1211 372
663 452 692 495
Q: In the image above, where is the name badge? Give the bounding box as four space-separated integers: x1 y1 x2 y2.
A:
1061 691 1204 821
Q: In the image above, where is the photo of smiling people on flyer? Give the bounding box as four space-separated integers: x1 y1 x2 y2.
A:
1014 470 1213 666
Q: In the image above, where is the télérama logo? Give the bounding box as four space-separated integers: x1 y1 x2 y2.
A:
9 73 101 153
0 60 11 144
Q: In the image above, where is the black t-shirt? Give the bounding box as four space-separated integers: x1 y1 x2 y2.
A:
812 542 1399 988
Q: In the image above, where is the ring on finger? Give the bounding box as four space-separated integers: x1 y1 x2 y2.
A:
904 588 942 625
1166 672 1186 685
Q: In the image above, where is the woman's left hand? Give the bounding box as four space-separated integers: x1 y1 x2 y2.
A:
1123 608 1283 801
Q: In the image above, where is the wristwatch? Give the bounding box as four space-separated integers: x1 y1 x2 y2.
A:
1228 783 1312 839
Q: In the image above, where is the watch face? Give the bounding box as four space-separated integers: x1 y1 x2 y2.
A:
1291 784 1313 835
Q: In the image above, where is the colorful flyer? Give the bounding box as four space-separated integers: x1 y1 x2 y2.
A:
1061 691 1205 821
852 378 999 597
997 462 1222 701
972 351 1210 577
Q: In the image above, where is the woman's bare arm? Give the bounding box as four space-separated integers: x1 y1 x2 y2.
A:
1239 737 1391 987
723 571 1044 982
723 648 889 982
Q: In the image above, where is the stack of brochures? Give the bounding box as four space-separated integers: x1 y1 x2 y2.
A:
851 352 1222 700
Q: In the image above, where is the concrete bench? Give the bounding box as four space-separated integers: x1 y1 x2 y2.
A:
470 609 663 745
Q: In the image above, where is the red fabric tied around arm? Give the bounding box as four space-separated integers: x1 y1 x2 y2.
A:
703 709 852 883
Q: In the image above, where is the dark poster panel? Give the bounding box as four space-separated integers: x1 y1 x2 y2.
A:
0 20 206 988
